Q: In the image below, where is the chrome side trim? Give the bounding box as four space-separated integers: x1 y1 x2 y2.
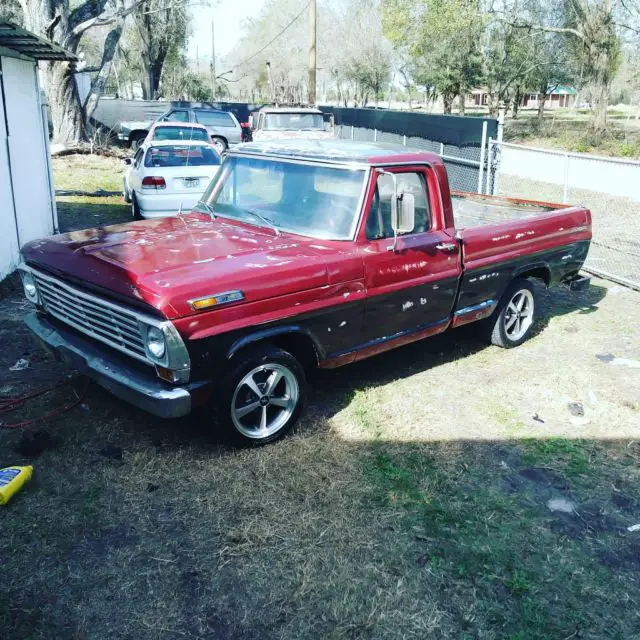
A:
454 299 496 316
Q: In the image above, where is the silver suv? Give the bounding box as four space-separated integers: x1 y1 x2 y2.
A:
159 107 242 153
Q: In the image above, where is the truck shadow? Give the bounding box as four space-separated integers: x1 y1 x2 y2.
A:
308 280 607 423
119 279 607 449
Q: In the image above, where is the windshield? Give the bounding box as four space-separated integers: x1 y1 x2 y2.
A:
199 156 365 240
144 145 221 168
152 126 210 142
264 113 324 131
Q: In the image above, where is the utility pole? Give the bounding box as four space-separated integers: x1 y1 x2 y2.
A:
196 45 199 75
266 61 276 104
308 0 316 105
210 19 216 100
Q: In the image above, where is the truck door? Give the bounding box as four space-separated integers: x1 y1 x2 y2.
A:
361 167 462 346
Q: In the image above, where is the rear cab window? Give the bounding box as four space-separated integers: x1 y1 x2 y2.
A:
194 110 235 128
153 126 209 142
144 145 221 168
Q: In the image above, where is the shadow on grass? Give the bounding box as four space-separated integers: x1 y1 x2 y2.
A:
56 197 132 233
3 275 639 639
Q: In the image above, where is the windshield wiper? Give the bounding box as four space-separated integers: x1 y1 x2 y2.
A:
194 200 216 220
243 208 281 236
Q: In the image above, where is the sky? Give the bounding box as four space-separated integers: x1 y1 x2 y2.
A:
187 0 267 67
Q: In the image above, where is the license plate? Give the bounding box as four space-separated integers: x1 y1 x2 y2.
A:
183 178 200 187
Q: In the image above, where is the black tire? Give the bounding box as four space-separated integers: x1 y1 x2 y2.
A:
131 194 143 220
484 278 537 348
130 133 146 150
216 345 307 446
211 136 228 153
123 179 131 203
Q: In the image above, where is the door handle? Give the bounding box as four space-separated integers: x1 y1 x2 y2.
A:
434 242 457 252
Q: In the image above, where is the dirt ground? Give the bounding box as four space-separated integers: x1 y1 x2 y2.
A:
1 157 640 639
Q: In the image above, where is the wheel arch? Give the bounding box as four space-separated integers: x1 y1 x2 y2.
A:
512 263 551 287
128 129 149 146
227 327 322 375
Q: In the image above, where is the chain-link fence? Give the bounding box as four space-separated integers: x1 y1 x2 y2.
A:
489 141 640 291
336 125 488 194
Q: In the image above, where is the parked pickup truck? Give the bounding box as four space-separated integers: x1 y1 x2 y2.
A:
19 140 591 445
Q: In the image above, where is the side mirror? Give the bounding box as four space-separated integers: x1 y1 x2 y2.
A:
392 192 415 234
123 158 132 166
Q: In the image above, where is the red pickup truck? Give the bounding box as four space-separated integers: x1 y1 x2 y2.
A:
19 140 591 444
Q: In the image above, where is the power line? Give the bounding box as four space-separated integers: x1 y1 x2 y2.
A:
224 1 310 73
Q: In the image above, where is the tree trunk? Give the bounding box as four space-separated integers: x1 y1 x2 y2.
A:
537 93 547 124
458 82 466 115
592 78 609 132
84 21 124 123
487 92 499 118
512 85 521 119
41 60 86 144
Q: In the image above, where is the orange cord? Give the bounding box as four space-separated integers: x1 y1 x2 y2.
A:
0 377 89 429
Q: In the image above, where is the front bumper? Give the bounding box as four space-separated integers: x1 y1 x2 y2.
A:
25 312 192 418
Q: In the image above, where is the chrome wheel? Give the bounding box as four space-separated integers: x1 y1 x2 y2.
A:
211 137 227 154
231 363 299 439
504 289 534 341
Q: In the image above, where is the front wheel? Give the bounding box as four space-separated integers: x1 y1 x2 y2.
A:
217 345 307 445
486 279 537 348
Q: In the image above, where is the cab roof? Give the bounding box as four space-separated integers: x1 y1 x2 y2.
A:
231 139 441 167
258 106 323 114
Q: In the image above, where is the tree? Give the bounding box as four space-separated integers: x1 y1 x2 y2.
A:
510 0 624 131
15 0 150 144
382 0 484 114
132 0 188 99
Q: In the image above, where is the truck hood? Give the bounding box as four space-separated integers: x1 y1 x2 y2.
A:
21 213 356 319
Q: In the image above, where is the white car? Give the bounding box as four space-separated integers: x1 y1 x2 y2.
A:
123 140 221 219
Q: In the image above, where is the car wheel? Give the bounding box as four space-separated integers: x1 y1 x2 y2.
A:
486 279 537 348
131 194 143 220
123 179 131 203
130 133 146 150
217 345 307 445
211 136 228 154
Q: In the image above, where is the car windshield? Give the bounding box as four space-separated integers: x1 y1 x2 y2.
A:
264 113 324 130
199 156 365 240
144 145 221 168
194 111 235 127
152 126 209 142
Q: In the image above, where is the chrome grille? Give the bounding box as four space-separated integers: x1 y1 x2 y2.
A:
31 268 151 364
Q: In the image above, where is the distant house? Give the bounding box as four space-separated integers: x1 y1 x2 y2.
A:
470 85 577 109
0 22 75 280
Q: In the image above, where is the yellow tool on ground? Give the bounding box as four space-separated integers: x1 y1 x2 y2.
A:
0 466 33 505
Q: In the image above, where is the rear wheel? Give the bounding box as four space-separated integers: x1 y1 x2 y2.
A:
211 136 228 154
485 279 537 348
123 179 131 203
130 133 146 150
217 345 307 445
131 194 143 220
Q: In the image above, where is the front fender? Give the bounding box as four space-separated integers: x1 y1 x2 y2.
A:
227 325 326 360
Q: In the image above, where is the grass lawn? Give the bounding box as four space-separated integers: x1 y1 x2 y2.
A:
1 154 639 638
503 109 640 158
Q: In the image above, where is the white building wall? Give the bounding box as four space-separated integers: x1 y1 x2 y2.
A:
0 53 55 280
0 64 20 279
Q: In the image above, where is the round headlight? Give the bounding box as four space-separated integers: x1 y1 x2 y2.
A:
22 272 39 303
146 326 166 359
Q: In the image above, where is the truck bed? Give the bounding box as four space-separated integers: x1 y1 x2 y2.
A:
452 192 558 228
451 192 592 280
